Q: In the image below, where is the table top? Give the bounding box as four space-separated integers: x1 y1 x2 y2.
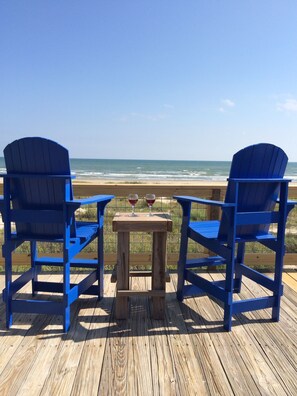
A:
112 212 172 232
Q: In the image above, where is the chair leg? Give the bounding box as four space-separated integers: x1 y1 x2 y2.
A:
177 266 185 301
6 301 13 329
271 277 281 322
63 306 71 332
98 227 104 300
99 268 104 301
271 250 284 322
63 259 71 332
234 242 245 293
177 231 188 302
4 251 13 328
223 302 233 331
30 241 38 296
224 242 236 331
272 304 280 322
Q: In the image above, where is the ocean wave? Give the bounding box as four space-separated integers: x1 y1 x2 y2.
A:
73 170 297 182
74 171 229 181
2 157 295 182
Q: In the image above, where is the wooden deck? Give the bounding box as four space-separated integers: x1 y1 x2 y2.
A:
0 271 297 396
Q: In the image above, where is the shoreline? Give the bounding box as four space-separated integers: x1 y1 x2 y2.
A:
72 179 297 186
1 178 297 186
72 178 228 185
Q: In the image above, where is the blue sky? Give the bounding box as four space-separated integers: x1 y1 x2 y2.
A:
1 1 297 161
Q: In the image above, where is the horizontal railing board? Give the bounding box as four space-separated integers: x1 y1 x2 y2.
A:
1 252 296 270
1 181 297 197
1 182 297 271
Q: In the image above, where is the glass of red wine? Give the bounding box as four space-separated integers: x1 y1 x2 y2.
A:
128 193 138 216
145 193 156 216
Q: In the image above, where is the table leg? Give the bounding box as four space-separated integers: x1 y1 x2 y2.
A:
152 231 166 319
115 231 130 319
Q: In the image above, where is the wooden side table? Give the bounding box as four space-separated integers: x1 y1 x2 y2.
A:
112 212 172 320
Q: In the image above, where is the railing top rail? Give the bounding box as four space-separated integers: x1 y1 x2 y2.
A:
1 181 297 198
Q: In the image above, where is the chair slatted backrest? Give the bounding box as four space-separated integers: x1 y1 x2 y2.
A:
218 143 288 239
4 137 76 238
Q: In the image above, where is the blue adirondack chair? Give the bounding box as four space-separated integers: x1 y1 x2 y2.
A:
0 137 114 332
174 143 295 331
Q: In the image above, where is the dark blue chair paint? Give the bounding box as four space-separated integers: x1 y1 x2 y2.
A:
174 143 296 331
0 137 114 332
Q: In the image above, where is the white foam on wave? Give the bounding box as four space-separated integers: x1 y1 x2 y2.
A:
74 170 229 181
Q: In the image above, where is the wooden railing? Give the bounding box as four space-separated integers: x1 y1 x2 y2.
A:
1 181 297 270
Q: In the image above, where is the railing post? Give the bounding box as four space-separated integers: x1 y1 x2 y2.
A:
208 188 222 221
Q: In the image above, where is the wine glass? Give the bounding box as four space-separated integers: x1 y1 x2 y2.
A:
145 193 156 216
128 193 138 216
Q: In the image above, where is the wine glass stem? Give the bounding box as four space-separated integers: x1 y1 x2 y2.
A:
149 205 152 216
132 205 135 216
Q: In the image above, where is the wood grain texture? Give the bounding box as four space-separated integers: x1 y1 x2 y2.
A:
114 213 171 320
115 231 130 319
0 273 297 395
151 231 166 319
112 212 172 233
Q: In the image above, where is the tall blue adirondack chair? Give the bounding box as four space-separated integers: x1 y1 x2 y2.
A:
174 143 295 331
0 137 114 332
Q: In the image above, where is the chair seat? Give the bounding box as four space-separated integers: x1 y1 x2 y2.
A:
9 222 99 243
189 220 276 242
189 220 220 239
76 221 99 242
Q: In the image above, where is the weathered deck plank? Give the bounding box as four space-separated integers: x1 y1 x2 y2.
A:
146 274 178 396
175 273 262 396
0 274 69 396
282 272 297 292
126 277 154 395
165 280 209 395
210 272 293 395
240 274 297 395
0 272 296 396
39 275 103 396
70 280 115 396
171 275 244 396
16 274 77 396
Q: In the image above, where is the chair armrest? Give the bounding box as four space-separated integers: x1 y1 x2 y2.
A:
228 177 291 183
286 200 297 206
0 173 76 179
276 199 297 205
276 199 297 215
67 195 114 207
173 195 234 208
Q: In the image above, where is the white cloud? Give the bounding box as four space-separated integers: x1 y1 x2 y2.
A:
221 99 235 107
277 98 297 113
218 98 235 113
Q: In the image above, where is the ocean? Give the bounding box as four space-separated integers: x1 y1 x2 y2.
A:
1 157 297 182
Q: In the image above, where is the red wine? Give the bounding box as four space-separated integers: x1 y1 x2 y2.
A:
129 199 138 206
146 199 155 205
